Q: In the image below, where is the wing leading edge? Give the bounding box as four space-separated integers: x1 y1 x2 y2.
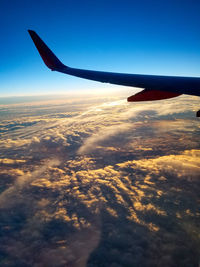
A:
28 30 200 116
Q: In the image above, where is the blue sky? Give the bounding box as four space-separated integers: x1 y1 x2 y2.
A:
1 0 200 96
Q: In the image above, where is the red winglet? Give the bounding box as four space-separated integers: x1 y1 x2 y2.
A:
28 30 65 70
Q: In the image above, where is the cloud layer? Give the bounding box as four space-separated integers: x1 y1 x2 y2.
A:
0 94 200 266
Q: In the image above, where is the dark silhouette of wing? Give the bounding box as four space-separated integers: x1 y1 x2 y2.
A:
28 30 200 116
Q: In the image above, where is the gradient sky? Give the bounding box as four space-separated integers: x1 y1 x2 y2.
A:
1 0 200 96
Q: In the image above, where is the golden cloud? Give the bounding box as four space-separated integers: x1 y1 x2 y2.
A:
0 95 200 266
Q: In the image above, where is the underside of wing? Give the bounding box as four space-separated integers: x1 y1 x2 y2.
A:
127 89 182 102
28 30 200 103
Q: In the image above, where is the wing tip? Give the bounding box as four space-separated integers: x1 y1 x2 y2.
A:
28 29 36 36
28 29 65 70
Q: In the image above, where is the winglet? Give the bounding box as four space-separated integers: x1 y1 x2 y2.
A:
28 30 65 70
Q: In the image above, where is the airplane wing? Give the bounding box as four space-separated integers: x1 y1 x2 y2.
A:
28 30 200 116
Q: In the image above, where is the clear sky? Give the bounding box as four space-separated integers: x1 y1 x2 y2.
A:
1 0 200 96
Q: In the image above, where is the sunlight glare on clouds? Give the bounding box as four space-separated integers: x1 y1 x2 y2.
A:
0 94 200 266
